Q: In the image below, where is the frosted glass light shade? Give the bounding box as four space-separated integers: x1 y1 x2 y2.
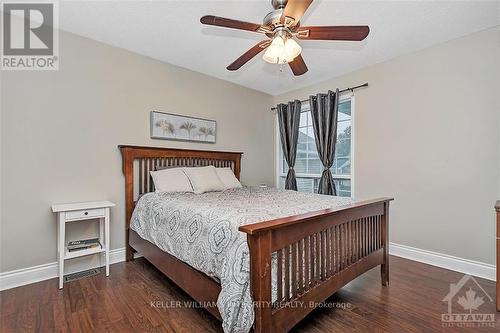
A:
263 36 302 64
284 38 301 61
263 36 286 64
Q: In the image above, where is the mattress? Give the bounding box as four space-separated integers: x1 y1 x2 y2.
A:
130 186 353 333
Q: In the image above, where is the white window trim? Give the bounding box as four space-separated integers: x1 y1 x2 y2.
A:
274 93 355 197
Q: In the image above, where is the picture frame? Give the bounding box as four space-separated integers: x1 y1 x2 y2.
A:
150 111 217 143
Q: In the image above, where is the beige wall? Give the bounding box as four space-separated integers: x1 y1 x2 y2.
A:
0 30 275 272
275 27 500 265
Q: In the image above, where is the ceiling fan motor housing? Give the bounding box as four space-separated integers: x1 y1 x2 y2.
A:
271 0 288 9
265 0 300 35
263 10 284 30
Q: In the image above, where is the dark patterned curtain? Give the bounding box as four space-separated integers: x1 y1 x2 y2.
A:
277 100 301 191
309 89 339 195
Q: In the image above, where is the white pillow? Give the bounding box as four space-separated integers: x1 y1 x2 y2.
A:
215 167 242 189
150 168 193 193
183 166 225 194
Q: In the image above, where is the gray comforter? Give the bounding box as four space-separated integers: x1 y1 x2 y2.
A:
130 186 353 333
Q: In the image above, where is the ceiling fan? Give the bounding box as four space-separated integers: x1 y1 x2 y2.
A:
200 0 369 76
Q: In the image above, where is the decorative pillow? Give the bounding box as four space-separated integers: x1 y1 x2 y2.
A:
215 167 242 189
150 168 193 193
183 166 225 194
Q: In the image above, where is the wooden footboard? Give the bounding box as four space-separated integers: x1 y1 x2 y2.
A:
239 198 392 333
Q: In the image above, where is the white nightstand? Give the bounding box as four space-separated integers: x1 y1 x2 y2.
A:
51 200 115 289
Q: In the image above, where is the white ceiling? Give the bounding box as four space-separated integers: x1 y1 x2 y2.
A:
58 1 500 95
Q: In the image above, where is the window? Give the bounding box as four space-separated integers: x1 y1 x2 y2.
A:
277 97 353 197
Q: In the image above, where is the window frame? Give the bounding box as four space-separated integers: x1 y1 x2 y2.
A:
275 94 355 197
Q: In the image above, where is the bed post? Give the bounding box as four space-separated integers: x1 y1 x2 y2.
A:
381 200 390 286
120 147 136 261
234 157 241 180
247 231 272 333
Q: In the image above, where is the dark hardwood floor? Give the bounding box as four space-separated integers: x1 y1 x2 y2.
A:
1 256 498 332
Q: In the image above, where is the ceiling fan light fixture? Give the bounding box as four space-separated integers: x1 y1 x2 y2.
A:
263 36 286 64
263 36 302 64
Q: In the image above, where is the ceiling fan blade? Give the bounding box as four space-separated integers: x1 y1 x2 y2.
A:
227 40 271 71
297 26 370 41
289 54 308 76
281 0 314 25
201 15 264 33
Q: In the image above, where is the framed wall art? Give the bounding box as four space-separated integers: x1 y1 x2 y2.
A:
150 111 216 143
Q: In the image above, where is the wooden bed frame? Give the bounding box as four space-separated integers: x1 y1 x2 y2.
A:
119 145 392 333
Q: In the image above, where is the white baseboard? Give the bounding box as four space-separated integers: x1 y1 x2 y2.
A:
0 247 127 291
1 244 496 291
389 242 496 281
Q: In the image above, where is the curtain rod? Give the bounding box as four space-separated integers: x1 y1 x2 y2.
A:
271 82 368 111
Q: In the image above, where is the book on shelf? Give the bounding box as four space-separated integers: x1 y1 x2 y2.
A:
67 238 102 252
68 238 99 246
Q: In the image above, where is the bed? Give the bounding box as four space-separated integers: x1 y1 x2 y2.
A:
119 145 392 333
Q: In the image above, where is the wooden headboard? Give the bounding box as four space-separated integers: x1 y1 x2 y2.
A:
119 145 243 260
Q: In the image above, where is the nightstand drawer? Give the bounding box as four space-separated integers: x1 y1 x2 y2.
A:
65 208 105 220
